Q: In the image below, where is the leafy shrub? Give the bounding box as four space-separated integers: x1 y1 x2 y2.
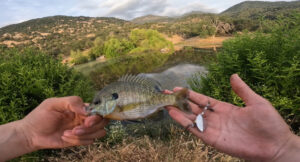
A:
129 29 174 54
189 14 300 131
103 38 134 58
0 48 94 124
88 37 104 60
70 50 89 65
88 46 103 60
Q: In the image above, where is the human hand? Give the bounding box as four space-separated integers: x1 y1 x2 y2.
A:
166 74 299 161
19 96 109 151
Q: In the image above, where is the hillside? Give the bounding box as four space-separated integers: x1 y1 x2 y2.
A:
1 1 299 57
0 14 234 57
0 16 132 57
131 15 173 24
221 1 300 19
137 13 234 38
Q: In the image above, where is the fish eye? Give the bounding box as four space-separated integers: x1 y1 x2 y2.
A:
112 93 118 100
93 99 101 105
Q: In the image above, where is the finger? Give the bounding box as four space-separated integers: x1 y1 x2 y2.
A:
64 129 106 140
166 100 202 115
188 101 203 114
168 106 220 145
61 136 94 146
163 90 173 94
84 115 103 127
45 96 86 115
173 87 219 108
166 106 196 121
71 118 109 135
230 74 262 105
168 108 195 128
167 105 219 129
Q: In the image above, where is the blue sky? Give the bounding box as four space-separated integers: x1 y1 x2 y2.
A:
0 0 295 28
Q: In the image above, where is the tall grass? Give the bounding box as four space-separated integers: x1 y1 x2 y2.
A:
45 120 242 162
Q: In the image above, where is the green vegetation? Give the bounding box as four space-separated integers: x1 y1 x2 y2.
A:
103 38 134 58
1 1 299 57
221 1 300 19
70 50 89 65
73 29 173 64
0 1 299 161
0 48 94 124
221 1 300 32
0 16 130 57
189 14 300 132
88 37 104 60
129 29 174 54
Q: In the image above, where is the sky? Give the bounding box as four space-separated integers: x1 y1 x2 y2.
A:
0 0 295 28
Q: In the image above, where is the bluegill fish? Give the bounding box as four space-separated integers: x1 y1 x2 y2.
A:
86 75 190 120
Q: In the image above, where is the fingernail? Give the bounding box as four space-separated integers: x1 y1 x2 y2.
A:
75 129 85 135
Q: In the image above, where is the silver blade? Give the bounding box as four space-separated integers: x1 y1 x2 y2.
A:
195 114 205 132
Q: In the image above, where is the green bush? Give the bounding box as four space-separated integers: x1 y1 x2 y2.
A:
0 48 94 124
189 15 300 131
70 50 89 65
129 29 174 54
88 37 104 60
103 38 134 58
88 46 103 60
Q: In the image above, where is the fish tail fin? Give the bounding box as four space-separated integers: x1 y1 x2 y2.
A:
174 88 191 112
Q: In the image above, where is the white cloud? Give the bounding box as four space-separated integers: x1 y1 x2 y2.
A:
1 0 295 27
104 0 168 18
72 0 214 19
160 2 217 17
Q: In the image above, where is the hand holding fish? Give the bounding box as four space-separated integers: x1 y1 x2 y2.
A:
165 74 300 162
22 96 109 149
0 96 108 161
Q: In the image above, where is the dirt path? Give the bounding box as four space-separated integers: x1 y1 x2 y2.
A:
164 35 232 51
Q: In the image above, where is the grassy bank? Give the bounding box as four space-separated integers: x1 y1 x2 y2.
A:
45 120 242 162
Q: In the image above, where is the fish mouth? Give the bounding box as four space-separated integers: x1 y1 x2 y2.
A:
85 105 95 115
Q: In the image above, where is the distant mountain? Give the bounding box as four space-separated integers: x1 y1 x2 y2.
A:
181 11 206 17
131 11 212 24
0 15 131 56
131 15 172 24
221 1 300 19
0 15 128 35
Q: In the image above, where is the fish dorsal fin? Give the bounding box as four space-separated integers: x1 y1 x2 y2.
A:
118 74 162 92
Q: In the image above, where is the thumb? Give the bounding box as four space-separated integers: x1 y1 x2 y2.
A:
47 96 87 115
230 74 261 105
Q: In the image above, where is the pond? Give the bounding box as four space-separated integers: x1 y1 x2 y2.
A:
75 47 218 90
